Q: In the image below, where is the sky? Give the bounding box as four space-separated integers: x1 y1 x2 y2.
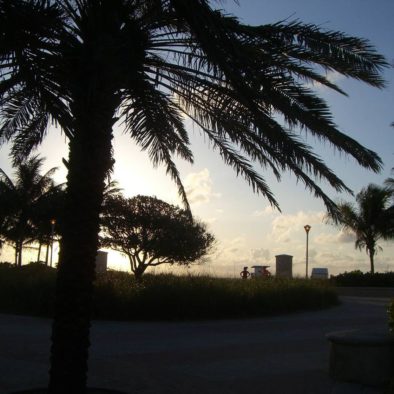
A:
0 0 394 277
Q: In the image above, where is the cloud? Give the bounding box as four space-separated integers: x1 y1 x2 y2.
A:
212 236 249 265
337 230 356 243
251 248 271 262
314 233 337 244
314 229 355 245
307 70 345 91
270 210 325 242
204 217 218 224
184 168 221 205
252 205 277 217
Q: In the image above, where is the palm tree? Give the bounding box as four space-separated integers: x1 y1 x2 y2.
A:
0 155 60 266
326 184 394 274
0 1 388 392
31 186 65 265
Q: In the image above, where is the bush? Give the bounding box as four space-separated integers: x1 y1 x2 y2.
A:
92 271 338 321
330 270 394 287
389 300 394 333
0 263 339 321
0 262 56 316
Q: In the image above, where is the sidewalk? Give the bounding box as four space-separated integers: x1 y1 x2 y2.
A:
0 296 391 394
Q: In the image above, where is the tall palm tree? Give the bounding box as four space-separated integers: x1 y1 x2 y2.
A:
326 184 394 274
0 1 388 392
0 155 59 266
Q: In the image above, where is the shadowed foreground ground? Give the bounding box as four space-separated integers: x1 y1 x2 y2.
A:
0 296 390 394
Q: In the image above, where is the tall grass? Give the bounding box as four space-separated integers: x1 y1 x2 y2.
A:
0 263 338 321
91 271 339 320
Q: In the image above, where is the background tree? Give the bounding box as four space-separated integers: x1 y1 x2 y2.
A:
31 186 65 265
0 1 389 392
326 184 394 273
101 195 215 280
0 155 60 266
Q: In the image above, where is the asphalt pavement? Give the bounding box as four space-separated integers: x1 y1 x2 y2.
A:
0 296 391 394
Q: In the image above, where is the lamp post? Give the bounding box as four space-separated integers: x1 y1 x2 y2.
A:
304 224 311 278
50 218 56 267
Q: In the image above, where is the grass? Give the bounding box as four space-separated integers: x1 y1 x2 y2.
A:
0 262 339 321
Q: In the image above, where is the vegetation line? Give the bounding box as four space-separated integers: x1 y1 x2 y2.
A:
0 263 338 321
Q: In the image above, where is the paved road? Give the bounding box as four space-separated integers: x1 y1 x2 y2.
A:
0 296 391 394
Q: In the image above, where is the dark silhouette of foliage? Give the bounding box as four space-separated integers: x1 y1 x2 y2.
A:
101 195 215 280
0 264 338 321
326 184 394 273
330 270 394 287
0 155 62 266
0 1 388 392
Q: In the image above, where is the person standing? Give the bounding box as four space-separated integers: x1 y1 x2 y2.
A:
240 267 250 279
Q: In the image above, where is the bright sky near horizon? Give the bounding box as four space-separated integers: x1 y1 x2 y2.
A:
1 0 393 277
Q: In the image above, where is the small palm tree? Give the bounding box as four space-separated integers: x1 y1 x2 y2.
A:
31 186 65 265
326 184 394 273
0 155 60 266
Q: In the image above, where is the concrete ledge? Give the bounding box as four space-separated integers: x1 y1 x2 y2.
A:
327 329 394 387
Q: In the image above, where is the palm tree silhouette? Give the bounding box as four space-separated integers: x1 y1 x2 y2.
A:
326 184 394 274
0 1 389 392
0 155 59 266
31 185 65 265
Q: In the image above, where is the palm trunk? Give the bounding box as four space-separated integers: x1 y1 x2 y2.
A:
369 251 375 274
48 95 118 393
37 242 42 263
45 242 50 266
17 239 23 267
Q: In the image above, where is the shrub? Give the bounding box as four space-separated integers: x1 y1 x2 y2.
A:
0 262 56 316
389 300 394 333
330 270 394 287
0 263 339 321
92 272 338 321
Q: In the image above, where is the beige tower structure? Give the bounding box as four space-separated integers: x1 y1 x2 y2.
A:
275 254 293 278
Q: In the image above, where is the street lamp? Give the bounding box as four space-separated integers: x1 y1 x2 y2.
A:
304 224 311 278
50 218 56 267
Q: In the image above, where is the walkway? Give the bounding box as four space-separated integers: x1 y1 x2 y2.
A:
0 296 391 393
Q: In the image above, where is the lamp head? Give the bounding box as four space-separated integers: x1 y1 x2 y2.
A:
304 224 311 233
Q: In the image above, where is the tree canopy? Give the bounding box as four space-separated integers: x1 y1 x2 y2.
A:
101 195 215 279
0 0 388 215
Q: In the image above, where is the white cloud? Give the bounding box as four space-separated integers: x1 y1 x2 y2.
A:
307 70 345 91
314 233 337 244
314 229 355 245
204 217 218 224
270 210 325 242
252 205 277 217
184 168 221 205
251 248 271 262
337 229 356 243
